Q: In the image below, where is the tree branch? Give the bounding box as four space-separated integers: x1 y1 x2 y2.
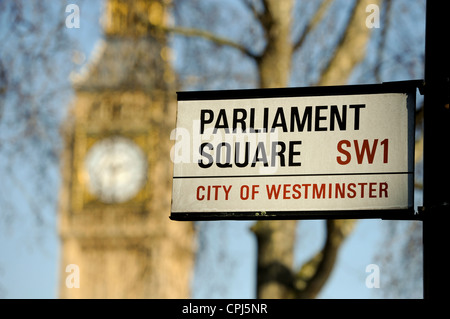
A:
293 0 334 52
156 24 260 60
296 220 356 299
318 0 381 85
374 0 391 82
241 0 265 24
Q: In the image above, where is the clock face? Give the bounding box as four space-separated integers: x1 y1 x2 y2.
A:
84 136 147 204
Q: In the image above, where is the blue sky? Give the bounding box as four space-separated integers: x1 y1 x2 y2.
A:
0 0 425 299
0 215 422 298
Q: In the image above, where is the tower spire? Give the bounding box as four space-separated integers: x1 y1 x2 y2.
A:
103 0 165 37
73 0 173 92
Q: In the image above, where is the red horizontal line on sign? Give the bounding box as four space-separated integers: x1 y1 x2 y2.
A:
173 172 413 179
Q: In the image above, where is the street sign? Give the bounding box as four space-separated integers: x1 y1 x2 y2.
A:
170 82 417 220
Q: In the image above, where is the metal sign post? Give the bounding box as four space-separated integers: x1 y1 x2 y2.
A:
422 0 450 300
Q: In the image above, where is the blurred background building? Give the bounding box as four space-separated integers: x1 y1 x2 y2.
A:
58 0 195 298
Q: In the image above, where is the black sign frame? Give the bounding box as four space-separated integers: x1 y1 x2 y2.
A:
171 80 423 221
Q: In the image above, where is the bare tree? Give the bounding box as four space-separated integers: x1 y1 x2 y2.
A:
0 1 74 231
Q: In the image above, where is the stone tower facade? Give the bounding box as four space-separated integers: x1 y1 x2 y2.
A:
58 0 195 298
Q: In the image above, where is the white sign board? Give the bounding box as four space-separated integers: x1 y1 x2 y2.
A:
171 83 416 220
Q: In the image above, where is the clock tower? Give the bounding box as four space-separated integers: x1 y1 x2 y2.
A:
58 0 195 298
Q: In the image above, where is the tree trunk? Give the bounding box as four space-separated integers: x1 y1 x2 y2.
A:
251 0 298 299
257 0 294 88
252 220 298 298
